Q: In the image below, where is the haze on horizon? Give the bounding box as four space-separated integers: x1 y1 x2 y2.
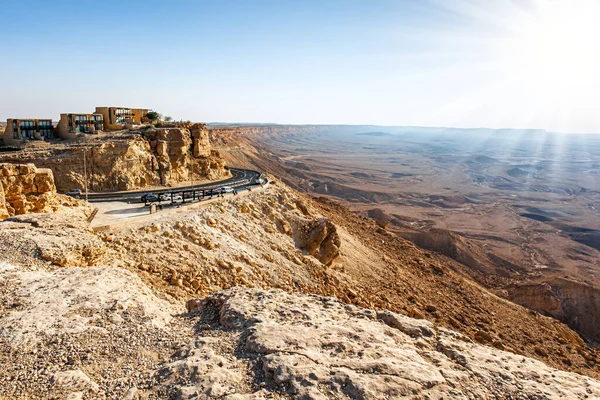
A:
2 0 600 134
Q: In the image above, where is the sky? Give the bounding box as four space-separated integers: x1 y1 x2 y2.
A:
1 0 600 133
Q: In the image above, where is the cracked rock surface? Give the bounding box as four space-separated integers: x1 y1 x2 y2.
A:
1 260 600 399
177 287 600 399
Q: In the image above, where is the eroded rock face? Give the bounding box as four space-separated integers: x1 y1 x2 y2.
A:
0 138 161 192
0 163 78 220
510 279 600 344
0 131 230 192
190 123 211 157
141 126 230 186
399 229 459 258
293 217 341 265
144 128 192 185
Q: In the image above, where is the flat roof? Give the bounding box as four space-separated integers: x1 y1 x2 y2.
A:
7 118 53 121
60 113 103 115
96 106 149 110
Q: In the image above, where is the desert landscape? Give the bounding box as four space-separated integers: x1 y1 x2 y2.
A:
0 122 599 398
2 166 600 398
3 1 600 398
209 125 600 344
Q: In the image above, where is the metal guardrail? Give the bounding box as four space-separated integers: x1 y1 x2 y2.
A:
85 168 263 203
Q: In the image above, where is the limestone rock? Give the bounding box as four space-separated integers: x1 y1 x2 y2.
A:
0 130 230 192
34 168 55 193
178 288 600 399
156 140 168 156
161 337 244 399
190 123 212 157
293 217 341 265
0 265 182 344
0 163 76 220
0 211 102 268
51 369 99 392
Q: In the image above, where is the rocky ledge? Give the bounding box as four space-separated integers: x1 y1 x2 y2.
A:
1 264 598 399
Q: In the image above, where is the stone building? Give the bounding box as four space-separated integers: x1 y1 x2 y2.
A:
56 113 104 140
94 107 150 126
3 119 54 145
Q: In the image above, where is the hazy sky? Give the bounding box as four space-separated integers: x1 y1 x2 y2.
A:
2 0 599 133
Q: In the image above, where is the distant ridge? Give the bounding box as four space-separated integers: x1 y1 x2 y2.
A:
356 131 391 137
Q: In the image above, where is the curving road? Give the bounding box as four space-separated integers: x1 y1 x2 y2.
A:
86 168 264 203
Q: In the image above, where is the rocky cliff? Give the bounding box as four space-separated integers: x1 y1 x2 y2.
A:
0 128 230 192
2 178 600 398
0 163 81 220
510 278 600 344
142 125 227 186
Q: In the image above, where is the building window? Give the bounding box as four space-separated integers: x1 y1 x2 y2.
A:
22 129 34 139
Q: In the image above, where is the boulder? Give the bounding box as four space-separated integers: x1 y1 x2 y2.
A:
293 217 341 266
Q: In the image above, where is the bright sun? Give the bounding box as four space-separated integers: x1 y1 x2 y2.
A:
506 0 600 97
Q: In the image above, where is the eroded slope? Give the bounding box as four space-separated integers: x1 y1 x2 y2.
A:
92 180 600 378
0 179 600 399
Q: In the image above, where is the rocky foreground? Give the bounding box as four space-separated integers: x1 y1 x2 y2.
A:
1 262 599 399
1 176 600 398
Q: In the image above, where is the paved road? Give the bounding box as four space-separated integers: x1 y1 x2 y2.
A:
86 168 264 203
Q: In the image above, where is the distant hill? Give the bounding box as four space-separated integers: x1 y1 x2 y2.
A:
475 155 500 164
356 131 391 137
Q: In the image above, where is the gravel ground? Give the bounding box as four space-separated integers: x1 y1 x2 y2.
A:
0 306 191 399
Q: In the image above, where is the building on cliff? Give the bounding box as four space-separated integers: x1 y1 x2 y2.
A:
56 113 104 140
3 119 54 145
94 107 150 127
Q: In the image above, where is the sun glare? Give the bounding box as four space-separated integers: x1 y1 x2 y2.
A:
507 1 600 95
